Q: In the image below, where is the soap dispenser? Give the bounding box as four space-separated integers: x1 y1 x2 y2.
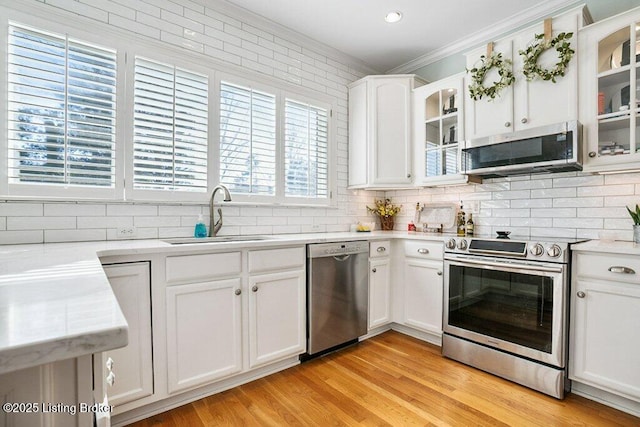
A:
194 214 208 238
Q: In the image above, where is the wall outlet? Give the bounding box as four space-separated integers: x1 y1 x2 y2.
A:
116 227 137 239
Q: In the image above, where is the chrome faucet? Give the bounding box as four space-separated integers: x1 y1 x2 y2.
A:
209 184 232 237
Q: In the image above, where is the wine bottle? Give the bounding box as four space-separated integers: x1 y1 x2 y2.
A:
466 213 474 236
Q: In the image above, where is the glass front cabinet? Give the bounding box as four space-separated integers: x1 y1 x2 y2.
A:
580 8 640 172
413 73 477 185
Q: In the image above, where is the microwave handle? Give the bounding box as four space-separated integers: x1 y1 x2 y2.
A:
446 257 564 274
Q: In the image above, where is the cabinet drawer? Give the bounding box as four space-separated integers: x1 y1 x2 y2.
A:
404 240 443 260
575 252 640 284
370 240 391 258
166 252 242 284
248 246 305 274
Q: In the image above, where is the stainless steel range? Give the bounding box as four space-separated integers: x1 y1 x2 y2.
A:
442 233 582 399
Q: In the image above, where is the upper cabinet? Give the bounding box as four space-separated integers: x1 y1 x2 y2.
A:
413 73 477 186
348 75 425 189
465 7 587 140
580 6 640 172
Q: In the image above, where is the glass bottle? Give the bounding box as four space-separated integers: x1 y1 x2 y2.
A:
456 202 466 236
466 213 474 236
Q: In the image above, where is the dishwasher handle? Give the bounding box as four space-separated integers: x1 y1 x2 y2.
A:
333 254 351 261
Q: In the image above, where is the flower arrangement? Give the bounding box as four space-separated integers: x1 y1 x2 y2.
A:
367 199 401 230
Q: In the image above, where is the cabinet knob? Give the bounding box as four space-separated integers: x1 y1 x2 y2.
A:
588 151 596 158
372 268 377 273
576 291 586 298
417 248 429 254
504 121 511 128
521 117 528 124
235 289 241 296
105 357 114 371
407 173 411 178
252 285 259 292
376 246 386 253
437 271 443 276
106 371 116 387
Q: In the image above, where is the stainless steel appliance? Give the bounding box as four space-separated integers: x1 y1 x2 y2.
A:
304 241 368 358
442 234 580 398
463 121 582 178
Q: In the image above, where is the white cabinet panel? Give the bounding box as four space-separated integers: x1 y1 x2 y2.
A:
403 258 443 334
165 252 241 284
369 257 391 329
165 278 242 394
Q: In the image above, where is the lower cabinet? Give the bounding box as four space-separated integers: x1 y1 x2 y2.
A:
369 240 392 330
100 262 153 409
165 278 243 394
570 277 640 402
248 269 306 368
403 258 443 334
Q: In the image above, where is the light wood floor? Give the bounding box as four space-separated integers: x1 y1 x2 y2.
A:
130 331 640 426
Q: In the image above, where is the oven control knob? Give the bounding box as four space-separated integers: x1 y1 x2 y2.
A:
445 238 456 250
457 239 468 250
547 244 563 258
530 243 544 257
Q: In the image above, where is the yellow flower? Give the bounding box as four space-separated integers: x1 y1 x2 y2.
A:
367 198 401 218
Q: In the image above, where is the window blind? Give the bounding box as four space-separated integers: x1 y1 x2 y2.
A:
284 99 328 198
133 57 208 192
7 25 117 187
219 81 276 195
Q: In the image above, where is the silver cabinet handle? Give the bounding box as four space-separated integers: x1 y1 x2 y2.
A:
106 371 116 387
437 271 443 276
588 151 596 158
505 121 511 128
235 289 241 296
376 247 386 253
577 291 586 298
608 266 636 274
521 117 527 124
417 248 429 254
252 285 259 292
106 357 114 371
372 268 377 273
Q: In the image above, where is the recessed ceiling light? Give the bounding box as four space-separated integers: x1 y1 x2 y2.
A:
384 11 403 23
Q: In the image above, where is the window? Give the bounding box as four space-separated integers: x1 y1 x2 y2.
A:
284 99 329 199
219 81 276 196
7 24 117 188
133 57 208 192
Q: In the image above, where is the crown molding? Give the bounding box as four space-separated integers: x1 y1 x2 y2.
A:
207 0 380 76
386 0 583 74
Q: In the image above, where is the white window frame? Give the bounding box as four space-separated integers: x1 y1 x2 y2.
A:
0 12 126 200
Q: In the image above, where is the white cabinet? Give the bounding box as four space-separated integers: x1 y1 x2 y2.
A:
570 251 640 403
247 246 306 368
465 8 584 140
413 73 477 186
166 278 243 394
579 6 640 172
100 262 153 410
368 240 391 329
402 241 444 335
348 75 424 189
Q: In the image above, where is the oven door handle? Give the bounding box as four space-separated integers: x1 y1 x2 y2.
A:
446 257 564 274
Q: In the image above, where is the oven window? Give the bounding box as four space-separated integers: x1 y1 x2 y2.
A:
448 264 554 353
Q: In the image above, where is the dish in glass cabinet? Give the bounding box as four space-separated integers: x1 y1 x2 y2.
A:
610 39 640 69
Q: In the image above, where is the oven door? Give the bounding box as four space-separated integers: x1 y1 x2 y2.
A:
443 254 568 368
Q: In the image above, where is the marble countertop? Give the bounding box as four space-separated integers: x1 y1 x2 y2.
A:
0 230 447 375
571 239 640 255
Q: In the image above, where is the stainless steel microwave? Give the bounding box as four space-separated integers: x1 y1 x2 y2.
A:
462 121 582 178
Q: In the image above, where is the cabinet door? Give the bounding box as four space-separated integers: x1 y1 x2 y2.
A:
465 39 515 139
101 263 153 408
248 270 306 368
348 80 368 187
570 279 640 402
513 13 579 130
165 278 242 394
369 257 391 329
404 258 443 334
369 77 412 185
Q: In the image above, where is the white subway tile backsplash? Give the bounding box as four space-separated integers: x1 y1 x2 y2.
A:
553 197 604 208
530 227 577 238
0 231 44 244
0 203 43 216
492 190 531 200
553 175 604 188
577 207 627 218
78 216 134 229
160 9 204 32
510 179 552 190
134 216 180 227
8 217 76 231
111 14 160 38
531 188 576 199
45 229 106 243
577 184 635 197
511 198 552 208
553 218 603 229
0 218 5 231
107 204 158 216
137 11 182 36
531 208 576 218
44 204 105 217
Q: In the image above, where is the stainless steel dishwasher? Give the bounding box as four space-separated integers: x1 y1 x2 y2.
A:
304 241 369 358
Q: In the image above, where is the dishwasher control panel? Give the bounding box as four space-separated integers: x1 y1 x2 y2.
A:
307 241 368 258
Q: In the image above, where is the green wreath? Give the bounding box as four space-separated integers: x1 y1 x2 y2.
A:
519 32 574 82
467 52 515 101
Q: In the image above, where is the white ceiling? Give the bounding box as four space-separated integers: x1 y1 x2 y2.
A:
223 0 580 73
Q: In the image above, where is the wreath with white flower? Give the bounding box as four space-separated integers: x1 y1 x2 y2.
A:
519 32 574 82
467 52 515 101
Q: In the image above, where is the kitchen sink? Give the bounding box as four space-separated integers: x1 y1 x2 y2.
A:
163 235 276 245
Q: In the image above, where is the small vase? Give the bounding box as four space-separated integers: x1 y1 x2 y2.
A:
634 225 640 244
380 216 394 231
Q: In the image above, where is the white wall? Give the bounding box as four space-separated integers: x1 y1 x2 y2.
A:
0 0 379 244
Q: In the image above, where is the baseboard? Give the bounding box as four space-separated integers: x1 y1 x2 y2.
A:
390 323 442 347
571 381 640 418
